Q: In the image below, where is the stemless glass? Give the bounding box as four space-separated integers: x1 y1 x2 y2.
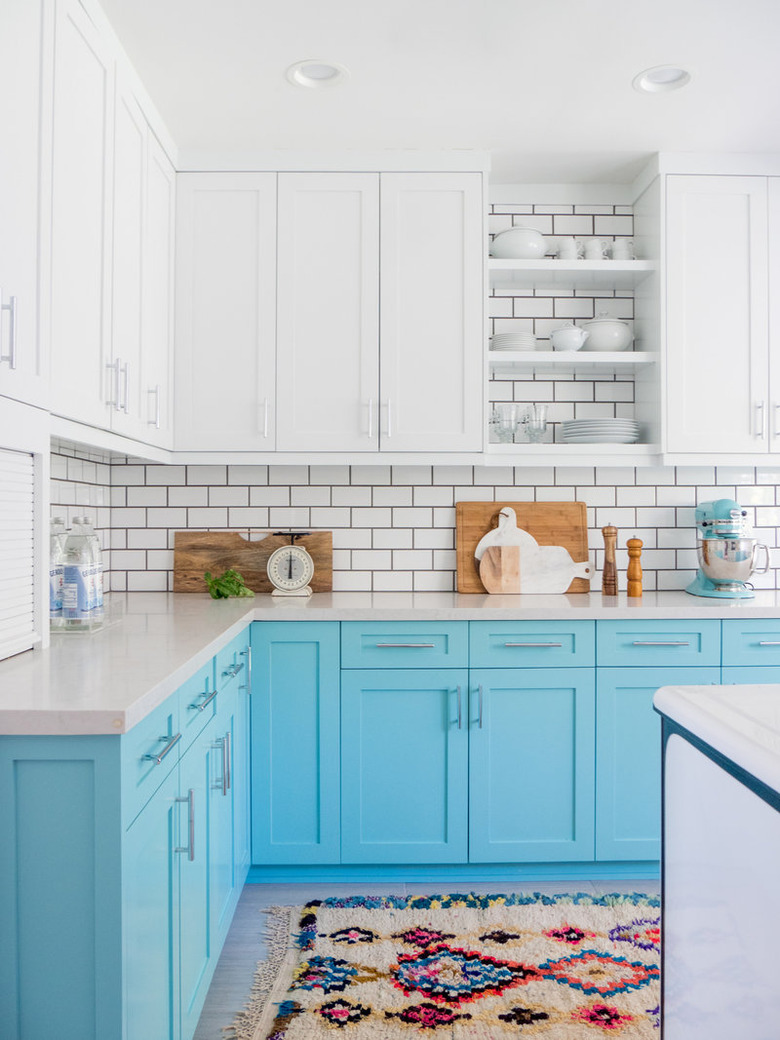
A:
522 404 548 442
489 403 520 443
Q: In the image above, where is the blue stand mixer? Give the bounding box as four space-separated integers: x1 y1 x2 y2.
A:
686 499 770 599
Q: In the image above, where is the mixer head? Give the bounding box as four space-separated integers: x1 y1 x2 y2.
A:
694 498 749 538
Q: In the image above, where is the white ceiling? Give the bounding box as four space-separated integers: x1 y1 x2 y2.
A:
99 0 780 183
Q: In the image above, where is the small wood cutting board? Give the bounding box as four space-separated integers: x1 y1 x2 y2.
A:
456 501 590 594
173 531 333 593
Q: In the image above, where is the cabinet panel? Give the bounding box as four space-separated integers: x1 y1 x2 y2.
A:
122 692 180 827
722 618 780 667
175 173 277 450
596 666 718 861
596 619 720 667
341 620 468 669
49 0 114 428
276 173 380 451
251 622 340 863
379 173 483 450
468 668 595 862
470 620 595 668
341 668 469 863
665 175 769 453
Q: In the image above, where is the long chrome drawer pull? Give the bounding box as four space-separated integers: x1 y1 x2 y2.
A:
374 642 436 648
212 738 228 794
478 684 484 729
456 686 462 730
189 688 218 712
225 730 232 792
758 641 780 646
504 642 563 648
175 789 195 861
143 731 181 765
222 661 245 679
631 640 690 647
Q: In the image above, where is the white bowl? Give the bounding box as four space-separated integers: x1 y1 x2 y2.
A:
490 226 547 260
550 326 589 351
580 315 633 351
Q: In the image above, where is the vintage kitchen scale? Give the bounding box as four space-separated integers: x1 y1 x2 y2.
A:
686 498 769 599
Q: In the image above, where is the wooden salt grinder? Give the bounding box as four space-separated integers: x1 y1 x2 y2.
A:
627 537 643 598
601 524 618 596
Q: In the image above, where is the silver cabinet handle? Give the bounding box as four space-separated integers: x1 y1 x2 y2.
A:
261 397 269 438
478 684 484 729
224 730 232 792
758 641 780 646
222 661 245 679
0 292 17 369
385 397 393 438
456 685 462 730
374 642 436 648
142 731 181 765
189 687 218 712
755 401 766 438
212 737 228 795
504 641 563 648
631 640 690 647
175 789 195 860
367 398 374 440
240 646 252 692
774 403 780 440
106 358 121 410
121 361 129 413
148 385 161 428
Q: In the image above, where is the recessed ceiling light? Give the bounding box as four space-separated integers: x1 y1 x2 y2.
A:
286 60 349 89
632 65 691 93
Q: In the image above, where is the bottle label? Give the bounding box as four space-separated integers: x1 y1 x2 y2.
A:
49 565 64 613
63 564 91 618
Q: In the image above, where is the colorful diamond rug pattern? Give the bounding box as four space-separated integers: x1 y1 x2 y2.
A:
229 892 660 1039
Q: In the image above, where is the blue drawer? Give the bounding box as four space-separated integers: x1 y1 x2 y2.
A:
178 658 218 748
121 693 180 826
722 620 780 667
469 620 595 668
596 619 720 667
341 622 468 669
216 627 251 690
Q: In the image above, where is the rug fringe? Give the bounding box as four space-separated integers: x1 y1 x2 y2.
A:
224 905 298 1040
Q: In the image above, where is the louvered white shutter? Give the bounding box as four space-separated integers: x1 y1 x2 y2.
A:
0 447 37 661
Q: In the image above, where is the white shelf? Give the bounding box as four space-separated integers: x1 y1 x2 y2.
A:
484 442 661 463
488 258 656 290
489 350 658 375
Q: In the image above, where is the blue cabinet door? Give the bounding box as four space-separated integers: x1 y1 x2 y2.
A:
341 668 469 863
468 668 595 862
210 688 237 949
232 642 252 881
124 766 180 1040
595 666 720 861
251 622 341 864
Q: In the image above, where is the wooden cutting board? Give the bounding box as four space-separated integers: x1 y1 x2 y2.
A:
456 501 590 594
173 531 333 593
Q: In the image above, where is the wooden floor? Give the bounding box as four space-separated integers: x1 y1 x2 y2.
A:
192 878 661 1039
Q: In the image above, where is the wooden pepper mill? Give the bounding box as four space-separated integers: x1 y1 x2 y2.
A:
601 524 618 596
627 537 643 597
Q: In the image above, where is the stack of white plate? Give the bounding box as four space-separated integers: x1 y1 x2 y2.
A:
561 418 640 444
490 332 537 352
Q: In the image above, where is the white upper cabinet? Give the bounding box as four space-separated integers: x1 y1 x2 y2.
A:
665 175 770 454
48 0 114 429
276 173 380 452
380 173 483 451
175 173 277 451
275 171 483 454
0 0 48 409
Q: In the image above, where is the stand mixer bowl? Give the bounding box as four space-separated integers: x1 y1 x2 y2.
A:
697 537 769 586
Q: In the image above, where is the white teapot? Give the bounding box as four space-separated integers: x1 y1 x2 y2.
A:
550 322 590 351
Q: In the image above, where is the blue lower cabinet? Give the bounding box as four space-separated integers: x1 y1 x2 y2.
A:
340 668 469 863
595 666 720 860
468 668 596 863
251 622 341 864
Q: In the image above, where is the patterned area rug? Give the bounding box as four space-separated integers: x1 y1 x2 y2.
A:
229 892 660 1038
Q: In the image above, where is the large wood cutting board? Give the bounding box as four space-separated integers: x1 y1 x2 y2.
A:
173 531 333 593
456 501 590 594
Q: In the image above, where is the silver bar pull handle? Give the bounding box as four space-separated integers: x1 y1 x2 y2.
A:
631 640 690 647
374 642 436 648
175 789 195 860
222 661 245 679
755 400 766 438
367 398 374 440
0 293 17 369
189 687 218 712
456 685 462 730
211 738 228 795
106 358 121 410
478 684 484 729
224 730 232 792
142 731 182 765
385 397 393 438
774 403 780 439
148 385 161 428
121 361 129 413
504 641 563 648
261 398 269 438
240 645 252 692
758 641 780 646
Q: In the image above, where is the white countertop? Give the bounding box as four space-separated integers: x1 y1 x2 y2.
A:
653 683 780 795
3 589 780 736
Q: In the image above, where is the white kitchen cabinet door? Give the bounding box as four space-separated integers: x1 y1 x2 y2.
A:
768 178 780 451
109 75 146 441
665 175 769 454
0 0 48 409
49 0 114 430
175 174 277 450
380 173 483 451
276 173 380 452
142 136 175 447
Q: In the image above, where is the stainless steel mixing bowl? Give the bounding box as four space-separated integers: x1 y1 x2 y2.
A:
697 537 769 584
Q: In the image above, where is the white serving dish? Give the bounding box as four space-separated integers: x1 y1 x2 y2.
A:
490 226 547 260
580 314 633 351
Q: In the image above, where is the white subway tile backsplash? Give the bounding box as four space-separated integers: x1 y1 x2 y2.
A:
127 486 168 507
228 465 268 485
146 465 186 486
332 486 372 507
209 485 249 507
373 571 414 592
310 507 353 528
373 486 414 507
333 528 373 550
268 507 310 528
310 465 350 485
290 486 331 507
352 465 391 485
250 486 290 507
413 486 455 507
373 528 414 549
352 507 392 528
392 466 433 486
187 465 227 486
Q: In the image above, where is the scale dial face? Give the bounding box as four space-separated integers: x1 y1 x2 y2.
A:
266 545 314 592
